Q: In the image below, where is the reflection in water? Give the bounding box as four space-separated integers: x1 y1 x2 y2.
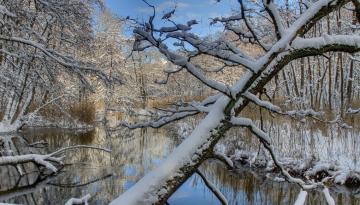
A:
0 124 359 204
220 116 360 171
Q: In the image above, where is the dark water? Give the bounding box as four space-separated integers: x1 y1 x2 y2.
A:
0 126 360 205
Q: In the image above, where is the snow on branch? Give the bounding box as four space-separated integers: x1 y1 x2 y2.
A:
65 194 91 205
347 107 360 114
212 151 234 169
263 0 286 39
230 116 271 145
252 0 355 73
0 36 112 85
285 109 323 118
239 0 271 51
0 153 61 172
165 31 256 71
111 0 359 204
293 190 307 205
0 145 111 173
211 14 242 24
322 187 335 205
133 29 233 97
292 35 360 50
242 92 281 113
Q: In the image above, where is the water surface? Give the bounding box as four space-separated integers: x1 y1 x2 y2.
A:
0 125 359 205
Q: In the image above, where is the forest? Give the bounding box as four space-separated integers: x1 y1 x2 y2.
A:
0 0 359 204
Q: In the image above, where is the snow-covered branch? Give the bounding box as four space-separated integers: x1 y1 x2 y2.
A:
242 92 281 113
293 190 307 205
239 0 270 51
230 116 271 145
263 0 286 39
285 109 323 118
322 187 335 205
134 29 233 96
65 194 91 205
292 35 360 51
0 145 111 173
0 153 61 172
212 151 234 169
0 36 111 85
346 107 360 114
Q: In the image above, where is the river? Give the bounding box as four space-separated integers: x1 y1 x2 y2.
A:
0 121 359 204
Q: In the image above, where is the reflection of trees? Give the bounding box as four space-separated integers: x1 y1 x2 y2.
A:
0 130 113 204
0 170 112 204
221 113 360 168
0 172 58 203
2 126 360 204
48 173 112 188
0 127 174 204
197 161 360 205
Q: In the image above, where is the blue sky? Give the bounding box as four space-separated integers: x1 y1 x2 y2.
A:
105 0 239 37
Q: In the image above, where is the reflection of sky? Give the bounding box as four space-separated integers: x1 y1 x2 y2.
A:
167 173 266 205
124 165 137 176
169 175 221 205
123 180 136 190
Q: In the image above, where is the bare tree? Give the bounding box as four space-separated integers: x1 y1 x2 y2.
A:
0 1 115 197
109 0 360 204
0 0 111 132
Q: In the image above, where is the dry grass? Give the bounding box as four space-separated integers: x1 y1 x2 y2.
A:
70 101 96 124
28 100 96 124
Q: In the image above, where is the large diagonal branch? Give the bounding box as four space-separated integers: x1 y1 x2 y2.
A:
111 37 359 205
253 0 351 72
